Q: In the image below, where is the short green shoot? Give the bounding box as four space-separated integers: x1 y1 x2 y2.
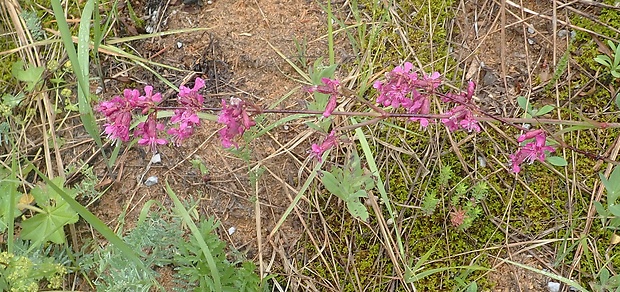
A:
321 150 375 221
594 40 620 78
594 165 620 232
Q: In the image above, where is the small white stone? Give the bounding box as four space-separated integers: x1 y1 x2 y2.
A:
228 227 236 235
144 176 158 186
95 86 103 95
478 155 487 168
527 38 535 45
557 29 568 38
207 0 213 4
527 26 535 34
547 282 560 292
150 153 161 164
176 41 183 49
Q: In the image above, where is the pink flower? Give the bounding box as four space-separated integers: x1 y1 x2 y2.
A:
310 131 338 161
96 91 136 142
373 63 442 128
135 115 167 152
217 97 256 148
168 78 206 145
421 72 442 90
168 126 194 146
323 95 337 117
308 78 340 118
441 105 480 133
134 85 162 114
178 77 205 108
509 130 555 173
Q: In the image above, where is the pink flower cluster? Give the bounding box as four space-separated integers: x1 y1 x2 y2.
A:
96 78 206 152
373 62 441 127
509 129 555 173
217 97 256 148
168 78 205 145
440 81 480 133
96 85 163 147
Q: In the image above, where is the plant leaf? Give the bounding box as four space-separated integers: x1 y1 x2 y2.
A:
546 156 567 167
600 166 620 203
345 200 369 221
21 177 78 245
11 61 44 91
536 105 554 116
516 96 532 112
609 204 620 218
321 170 344 198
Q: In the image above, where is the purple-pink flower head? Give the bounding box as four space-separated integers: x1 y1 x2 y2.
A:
310 130 338 161
440 105 481 133
135 85 162 114
408 93 431 127
510 130 555 173
135 115 167 153
420 72 442 90
96 91 136 142
374 62 419 109
442 81 476 104
178 77 205 108
217 97 256 148
307 78 340 96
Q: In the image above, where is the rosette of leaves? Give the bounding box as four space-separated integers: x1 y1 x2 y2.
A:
321 151 375 221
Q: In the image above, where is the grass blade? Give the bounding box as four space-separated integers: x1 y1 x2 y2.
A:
165 181 222 292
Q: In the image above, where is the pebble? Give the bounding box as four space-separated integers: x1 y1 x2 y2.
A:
527 26 535 34
144 176 158 186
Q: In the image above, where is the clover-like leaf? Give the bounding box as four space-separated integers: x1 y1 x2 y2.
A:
20 177 79 245
11 60 44 92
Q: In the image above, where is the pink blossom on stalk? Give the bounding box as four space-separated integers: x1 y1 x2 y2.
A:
308 78 340 117
441 105 480 133
168 78 206 145
373 62 417 109
310 130 338 161
509 130 555 173
135 115 167 153
217 97 256 148
407 91 431 127
134 85 162 114
373 63 441 128
442 80 476 104
421 72 442 90
178 78 206 107
96 90 137 142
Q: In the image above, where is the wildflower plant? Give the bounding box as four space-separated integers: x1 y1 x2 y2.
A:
93 61 620 222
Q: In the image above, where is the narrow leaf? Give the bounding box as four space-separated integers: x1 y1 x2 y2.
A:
546 156 567 167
